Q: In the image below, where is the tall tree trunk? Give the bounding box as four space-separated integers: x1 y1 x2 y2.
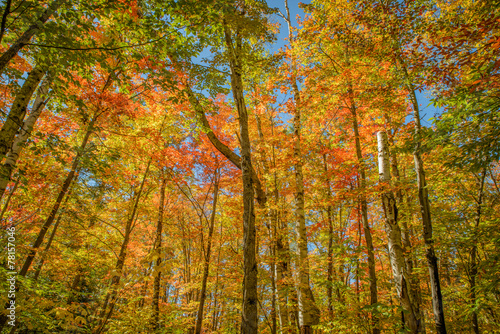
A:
350 106 379 334
282 2 320 332
223 23 258 334
323 154 335 321
377 131 423 333
470 168 486 334
18 117 95 277
275 178 295 334
0 67 44 160
0 0 65 75
194 169 220 334
93 159 151 334
384 113 426 332
399 58 447 334
0 72 52 199
152 171 167 331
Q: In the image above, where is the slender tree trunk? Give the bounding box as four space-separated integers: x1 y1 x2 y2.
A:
93 160 151 334
350 107 379 334
195 170 220 334
275 180 295 334
378 131 423 333
323 154 335 321
470 169 486 334
0 0 65 75
0 72 52 199
384 124 426 333
0 67 44 160
399 58 447 334
19 117 95 277
282 3 320 331
223 23 258 334
152 172 166 331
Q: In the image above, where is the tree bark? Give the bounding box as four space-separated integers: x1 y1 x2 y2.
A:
470 168 486 334
350 106 379 334
398 57 447 334
0 72 52 200
194 169 220 334
323 154 335 321
223 23 258 334
0 0 65 75
152 171 166 331
378 131 423 333
0 67 44 161
283 1 321 330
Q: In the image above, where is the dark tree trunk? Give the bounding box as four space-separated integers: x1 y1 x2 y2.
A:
152 172 166 330
195 170 220 334
223 24 258 334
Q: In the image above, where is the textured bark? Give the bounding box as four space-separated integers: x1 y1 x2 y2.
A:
0 73 52 200
19 118 95 277
470 169 486 334
351 106 379 334
384 123 426 333
283 1 321 329
378 131 423 333
323 154 335 321
399 58 447 334
223 23 258 334
195 170 219 334
274 184 294 333
0 67 44 160
93 160 151 334
0 0 65 75
152 172 166 330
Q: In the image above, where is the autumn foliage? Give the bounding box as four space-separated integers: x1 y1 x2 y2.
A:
0 1 499 334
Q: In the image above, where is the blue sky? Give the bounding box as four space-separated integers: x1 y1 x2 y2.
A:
265 0 443 127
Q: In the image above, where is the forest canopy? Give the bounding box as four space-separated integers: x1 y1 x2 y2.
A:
0 0 499 333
